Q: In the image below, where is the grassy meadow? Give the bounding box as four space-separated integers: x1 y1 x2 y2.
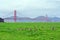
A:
0 22 60 40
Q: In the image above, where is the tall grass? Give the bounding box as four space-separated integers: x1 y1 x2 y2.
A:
0 22 60 40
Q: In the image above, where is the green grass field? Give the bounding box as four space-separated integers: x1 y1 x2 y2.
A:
0 22 60 40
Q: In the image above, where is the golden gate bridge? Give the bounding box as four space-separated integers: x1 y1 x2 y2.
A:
0 10 49 22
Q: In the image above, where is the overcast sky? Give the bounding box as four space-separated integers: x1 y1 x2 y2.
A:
0 0 60 18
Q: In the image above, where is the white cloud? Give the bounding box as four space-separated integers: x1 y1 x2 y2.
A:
0 0 59 10
0 0 60 18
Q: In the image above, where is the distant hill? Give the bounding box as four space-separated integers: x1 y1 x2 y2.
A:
4 16 60 22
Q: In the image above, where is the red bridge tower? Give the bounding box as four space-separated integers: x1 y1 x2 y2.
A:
14 10 16 22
